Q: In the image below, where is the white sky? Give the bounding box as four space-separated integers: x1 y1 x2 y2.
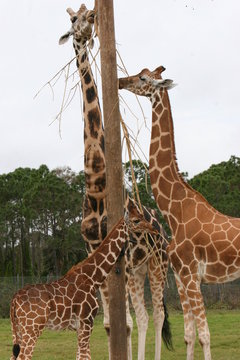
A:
1 0 240 178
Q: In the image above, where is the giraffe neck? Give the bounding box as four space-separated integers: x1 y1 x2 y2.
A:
149 89 195 227
69 217 127 287
74 38 106 199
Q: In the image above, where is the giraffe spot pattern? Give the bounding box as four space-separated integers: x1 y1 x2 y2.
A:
87 107 100 139
100 216 107 240
133 248 146 263
81 51 87 63
83 217 99 240
99 134 105 152
86 86 97 103
81 69 91 85
92 151 105 173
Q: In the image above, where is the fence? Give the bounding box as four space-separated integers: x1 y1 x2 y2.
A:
1 274 240 318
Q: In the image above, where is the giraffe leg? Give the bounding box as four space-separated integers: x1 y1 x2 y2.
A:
186 279 211 360
148 257 167 360
175 274 196 360
125 292 133 360
176 274 211 360
129 264 148 360
76 320 92 360
99 280 111 356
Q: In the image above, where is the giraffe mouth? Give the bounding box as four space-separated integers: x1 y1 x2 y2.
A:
118 79 123 89
118 78 129 90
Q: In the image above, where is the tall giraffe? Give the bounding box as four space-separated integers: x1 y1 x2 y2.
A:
119 66 240 360
10 210 157 360
59 5 172 359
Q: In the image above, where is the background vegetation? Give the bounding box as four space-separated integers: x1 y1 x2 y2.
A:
1 156 240 317
0 165 86 279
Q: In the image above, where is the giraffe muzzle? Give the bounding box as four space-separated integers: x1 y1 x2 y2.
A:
119 78 131 90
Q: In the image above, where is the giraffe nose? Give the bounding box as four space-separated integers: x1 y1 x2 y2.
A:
118 78 124 89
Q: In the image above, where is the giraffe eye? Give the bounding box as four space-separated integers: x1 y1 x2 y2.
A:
139 76 146 81
71 16 77 23
132 219 140 224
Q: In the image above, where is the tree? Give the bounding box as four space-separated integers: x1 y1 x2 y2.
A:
189 156 240 217
25 166 86 276
0 165 86 279
0 168 33 277
125 160 157 209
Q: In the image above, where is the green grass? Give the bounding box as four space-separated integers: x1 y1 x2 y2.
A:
1 310 240 359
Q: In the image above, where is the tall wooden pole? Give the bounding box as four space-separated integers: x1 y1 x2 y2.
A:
98 1 128 359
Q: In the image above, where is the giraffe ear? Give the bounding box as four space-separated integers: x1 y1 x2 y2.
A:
66 7 76 17
153 66 166 79
162 79 177 90
59 30 72 45
153 79 177 90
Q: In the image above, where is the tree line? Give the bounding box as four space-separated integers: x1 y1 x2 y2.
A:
1 156 240 278
0 165 86 278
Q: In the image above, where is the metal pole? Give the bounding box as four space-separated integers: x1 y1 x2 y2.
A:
98 1 128 359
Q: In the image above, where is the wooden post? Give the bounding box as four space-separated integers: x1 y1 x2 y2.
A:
98 1 128 359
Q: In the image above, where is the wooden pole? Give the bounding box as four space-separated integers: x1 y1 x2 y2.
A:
98 1 128 359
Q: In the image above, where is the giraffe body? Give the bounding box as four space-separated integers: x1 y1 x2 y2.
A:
10 213 158 360
119 66 240 360
60 6 172 359
10 219 123 360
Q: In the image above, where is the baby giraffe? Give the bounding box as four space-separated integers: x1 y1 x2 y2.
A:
10 207 157 360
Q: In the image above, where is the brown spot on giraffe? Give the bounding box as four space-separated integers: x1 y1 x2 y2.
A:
82 69 91 85
185 219 201 239
161 133 171 149
87 107 101 139
86 86 97 103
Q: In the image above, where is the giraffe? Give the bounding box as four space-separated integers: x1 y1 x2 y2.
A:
59 5 172 359
119 65 240 360
10 209 158 360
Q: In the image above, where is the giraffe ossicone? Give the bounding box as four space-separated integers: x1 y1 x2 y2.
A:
119 65 240 360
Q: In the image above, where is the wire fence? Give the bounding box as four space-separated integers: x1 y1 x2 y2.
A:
1 274 240 318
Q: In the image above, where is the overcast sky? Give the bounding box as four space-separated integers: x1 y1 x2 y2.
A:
1 0 240 178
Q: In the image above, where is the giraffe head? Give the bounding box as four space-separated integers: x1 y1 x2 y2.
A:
59 4 95 46
119 66 176 97
125 196 158 235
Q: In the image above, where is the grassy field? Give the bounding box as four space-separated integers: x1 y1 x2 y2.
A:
1 310 240 359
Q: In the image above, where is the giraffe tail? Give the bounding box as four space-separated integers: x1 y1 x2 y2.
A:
10 297 21 358
162 298 174 351
12 344 20 358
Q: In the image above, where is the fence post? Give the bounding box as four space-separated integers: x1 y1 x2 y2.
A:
98 1 128 359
